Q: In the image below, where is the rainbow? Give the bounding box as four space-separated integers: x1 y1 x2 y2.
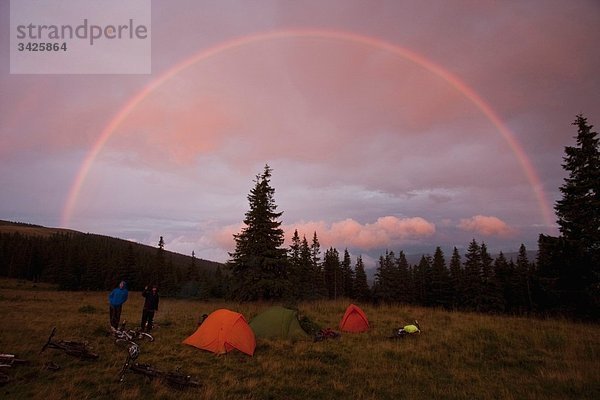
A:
61 29 554 228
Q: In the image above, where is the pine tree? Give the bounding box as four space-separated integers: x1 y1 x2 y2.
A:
463 239 482 310
227 164 288 300
323 248 341 299
413 255 432 306
288 229 302 299
340 249 354 298
479 243 503 312
396 251 413 303
373 250 397 303
162 256 178 296
448 247 463 309
299 235 314 299
550 115 600 317
310 232 326 298
555 115 600 253
515 244 533 313
493 252 510 312
353 256 371 301
430 247 451 309
151 236 166 287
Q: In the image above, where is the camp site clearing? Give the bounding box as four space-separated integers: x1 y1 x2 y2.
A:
1 279 598 400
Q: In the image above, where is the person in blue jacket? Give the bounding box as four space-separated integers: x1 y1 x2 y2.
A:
109 280 129 330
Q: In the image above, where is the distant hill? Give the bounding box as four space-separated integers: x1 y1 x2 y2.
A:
0 220 79 236
0 220 224 294
0 219 222 269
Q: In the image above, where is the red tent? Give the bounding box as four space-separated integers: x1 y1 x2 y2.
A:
183 309 256 356
339 304 369 333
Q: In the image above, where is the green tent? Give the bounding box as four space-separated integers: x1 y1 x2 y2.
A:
249 306 309 340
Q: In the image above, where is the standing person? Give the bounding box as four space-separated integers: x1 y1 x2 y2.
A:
109 281 128 330
141 285 159 332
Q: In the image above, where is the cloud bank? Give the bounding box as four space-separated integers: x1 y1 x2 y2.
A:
458 215 515 237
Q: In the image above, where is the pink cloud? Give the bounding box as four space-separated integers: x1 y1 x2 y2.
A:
458 215 515 237
285 216 436 250
210 216 435 254
213 222 244 249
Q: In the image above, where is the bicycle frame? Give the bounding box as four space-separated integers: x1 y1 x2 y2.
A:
119 352 199 389
41 327 99 360
113 321 154 345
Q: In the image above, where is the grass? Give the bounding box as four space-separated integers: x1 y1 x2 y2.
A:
0 278 598 399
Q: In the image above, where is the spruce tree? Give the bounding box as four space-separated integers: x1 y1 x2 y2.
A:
551 115 600 317
397 251 413 303
353 256 371 301
463 239 482 310
515 244 533 313
448 247 463 309
479 243 503 312
555 115 600 253
299 235 314 299
430 247 451 309
288 229 302 298
310 232 326 298
323 248 341 299
413 255 432 306
227 164 288 300
373 250 396 303
341 249 354 298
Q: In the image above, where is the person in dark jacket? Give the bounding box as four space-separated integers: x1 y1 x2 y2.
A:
141 285 159 332
108 281 128 330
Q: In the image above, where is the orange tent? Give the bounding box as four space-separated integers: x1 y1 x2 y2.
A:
182 309 256 356
339 304 369 333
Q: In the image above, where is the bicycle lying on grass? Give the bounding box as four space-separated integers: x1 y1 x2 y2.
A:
0 354 28 385
111 321 154 346
313 328 342 342
118 344 200 390
41 327 99 360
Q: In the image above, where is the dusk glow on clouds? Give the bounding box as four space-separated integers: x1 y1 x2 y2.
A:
458 216 515 238
1 0 599 267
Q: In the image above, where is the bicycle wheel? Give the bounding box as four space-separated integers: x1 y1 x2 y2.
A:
163 373 201 389
137 332 154 342
0 355 28 366
115 339 135 348
40 327 57 353
65 347 99 360
130 363 160 378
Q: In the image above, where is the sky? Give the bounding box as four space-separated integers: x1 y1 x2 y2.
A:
1 0 599 268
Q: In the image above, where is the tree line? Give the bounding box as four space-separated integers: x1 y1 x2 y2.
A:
1 115 597 319
0 225 225 298
228 115 598 319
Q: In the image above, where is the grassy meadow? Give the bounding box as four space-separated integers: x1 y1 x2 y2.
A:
0 278 598 400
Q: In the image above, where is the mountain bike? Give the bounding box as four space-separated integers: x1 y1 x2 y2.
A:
313 328 341 342
112 321 154 346
0 354 28 385
41 327 99 360
0 354 28 367
118 344 200 390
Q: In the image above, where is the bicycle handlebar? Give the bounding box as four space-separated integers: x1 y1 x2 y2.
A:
40 327 57 354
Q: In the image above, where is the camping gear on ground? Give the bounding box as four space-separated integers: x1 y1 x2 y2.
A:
249 306 309 340
182 309 256 356
389 320 421 339
313 328 341 342
339 304 369 333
